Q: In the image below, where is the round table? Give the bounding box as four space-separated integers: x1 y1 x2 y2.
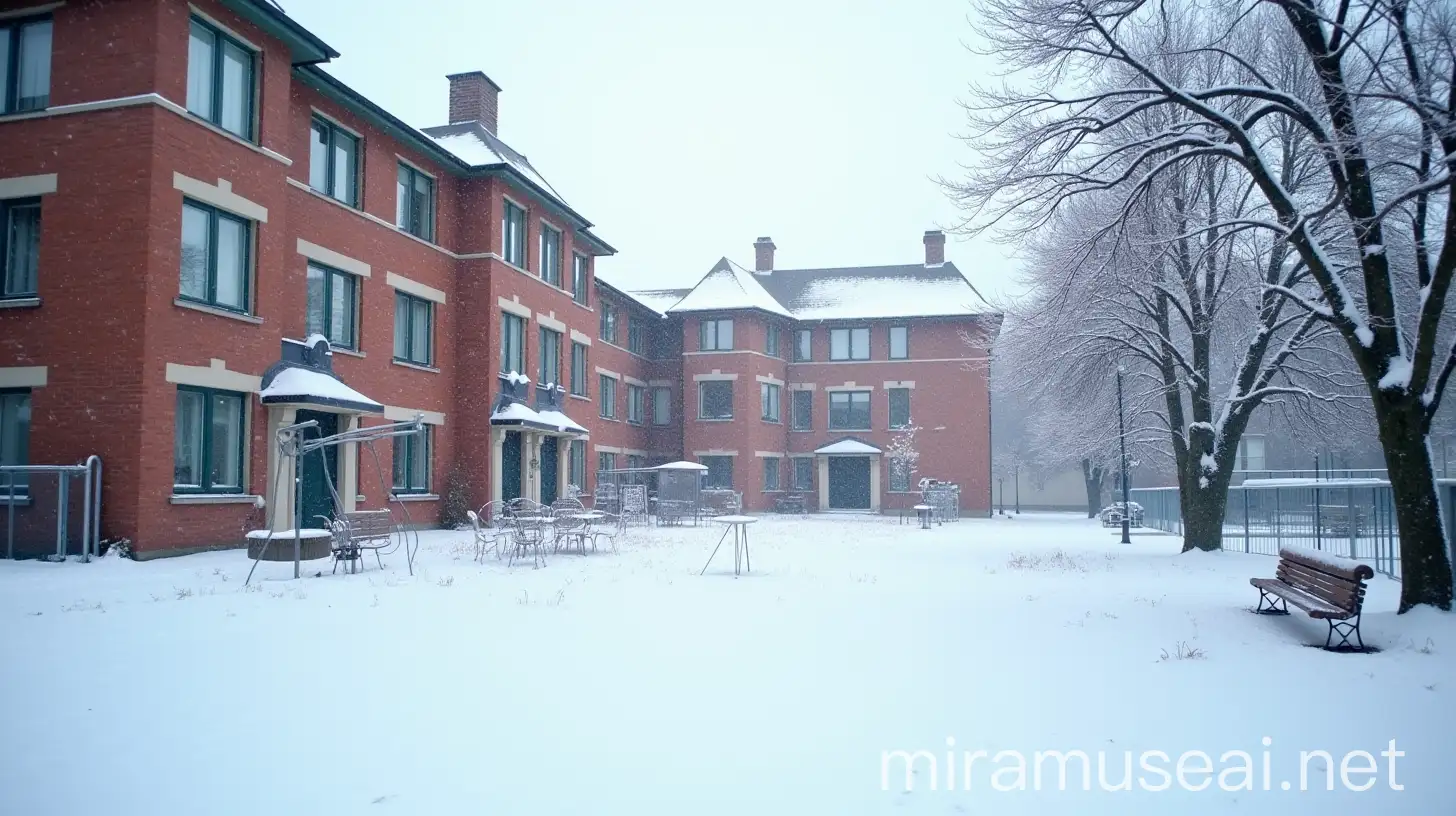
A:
563 511 608 554
701 515 757 577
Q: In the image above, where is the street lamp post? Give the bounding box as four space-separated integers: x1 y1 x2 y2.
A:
1014 463 1021 514
1116 365 1131 544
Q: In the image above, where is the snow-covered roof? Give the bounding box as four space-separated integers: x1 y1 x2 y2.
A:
758 262 991 320
814 438 882 455
535 409 588 436
666 258 792 318
490 402 542 424
421 123 570 209
258 367 382 412
655 460 709 471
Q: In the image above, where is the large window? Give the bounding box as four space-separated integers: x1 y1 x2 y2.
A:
503 200 526 266
628 317 645 355
700 318 733 351
540 223 562 286
794 329 812 362
599 302 618 344
1236 436 1267 472
0 390 30 496
790 389 813 430
2 198 41 299
762 457 781 491
888 387 911 428
500 312 525 374
308 117 359 207
829 391 871 430
889 326 909 359
392 426 431 494
570 342 589 397
652 387 671 425
539 327 561 386
599 375 617 419
627 384 645 424
173 386 244 494
760 382 781 423
1 15 51 114
699 380 733 420
394 292 433 366
793 458 813 491
186 17 253 139
395 164 435 241
572 254 590 305
180 199 250 312
701 456 733 489
569 439 587 491
305 263 358 350
766 326 781 358
830 327 870 361
597 451 616 475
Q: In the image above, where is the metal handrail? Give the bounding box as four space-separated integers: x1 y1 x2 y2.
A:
3 456 103 561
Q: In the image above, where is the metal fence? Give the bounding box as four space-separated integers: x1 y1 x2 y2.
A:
1131 478 1456 582
2 457 104 561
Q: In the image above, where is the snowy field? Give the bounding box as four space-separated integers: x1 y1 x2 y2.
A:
1 512 1452 815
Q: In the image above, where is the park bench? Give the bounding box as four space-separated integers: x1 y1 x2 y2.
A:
329 509 395 574
1250 546 1374 651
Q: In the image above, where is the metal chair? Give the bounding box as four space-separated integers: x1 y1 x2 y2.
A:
550 496 589 554
467 507 511 563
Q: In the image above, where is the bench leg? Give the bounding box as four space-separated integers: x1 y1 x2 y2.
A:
1254 588 1289 615
1325 616 1365 652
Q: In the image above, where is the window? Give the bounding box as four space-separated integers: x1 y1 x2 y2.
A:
180 199 250 312
1 15 50 114
829 391 871 430
500 312 525 374
793 458 813 491
628 318 645 355
794 329 811 362
760 382 781 422
699 380 733 420
0 390 30 496
539 327 561 386
395 164 435 241
790 389 813 430
393 292 433 366
503 200 526 267
392 426 431 494
539 223 562 286
889 326 909 359
305 263 357 350
599 375 617 419
626 454 644 471
570 342 589 397
2 198 41 299
701 456 733 489
599 301 618 344
1236 437 1267 472
700 319 733 351
766 326 781 358
830 327 870 361
889 457 913 492
173 386 244 493
888 388 911 428
186 17 253 139
572 254 590 306
597 450 616 475
651 387 671 425
568 439 586 490
308 117 359 207
627 384 645 424
762 457 781 491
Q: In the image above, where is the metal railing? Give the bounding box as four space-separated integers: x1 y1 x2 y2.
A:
2 456 103 561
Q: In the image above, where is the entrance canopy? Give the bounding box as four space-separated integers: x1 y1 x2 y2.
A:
490 375 587 437
259 336 383 414
814 437 882 455
654 460 709 471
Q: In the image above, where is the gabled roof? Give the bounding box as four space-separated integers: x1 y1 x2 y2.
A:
815 437 883 455
422 122 571 208
756 262 990 320
595 272 687 317
666 258 793 318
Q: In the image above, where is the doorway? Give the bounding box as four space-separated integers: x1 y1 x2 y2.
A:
540 436 559 505
295 409 340 526
501 431 523 501
826 456 872 510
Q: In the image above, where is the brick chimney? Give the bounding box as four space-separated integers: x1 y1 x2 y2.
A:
923 229 946 266
754 237 775 274
447 71 502 135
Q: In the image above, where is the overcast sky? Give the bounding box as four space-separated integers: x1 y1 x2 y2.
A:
281 0 1017 300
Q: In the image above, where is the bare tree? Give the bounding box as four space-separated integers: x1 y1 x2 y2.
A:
949 0 1455 610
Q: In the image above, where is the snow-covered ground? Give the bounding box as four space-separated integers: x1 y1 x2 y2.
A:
1 513 1451 814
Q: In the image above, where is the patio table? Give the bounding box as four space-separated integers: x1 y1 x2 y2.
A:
700 515 757 577
561 511 606 554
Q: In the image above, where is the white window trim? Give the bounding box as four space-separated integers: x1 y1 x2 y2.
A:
623 375 647 388
387 271 447 305
297 239 370 278
0 366 47 388
570 329 593 347
789 383 817 391
165 359 261 393
692 372 739 382
536 311 566 332
497 296 531 319
383 406 446 426
692 450 739 457
755 374 785 386
824 384 875 392
754 451 785 458
0 173 57 198
174 173 268 222
883 380 916 389
595 367 621 380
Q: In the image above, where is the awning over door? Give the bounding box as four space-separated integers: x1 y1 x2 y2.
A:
814 437 882 455
258 336 383 414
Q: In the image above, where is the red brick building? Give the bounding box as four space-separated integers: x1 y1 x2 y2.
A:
0 0 998 559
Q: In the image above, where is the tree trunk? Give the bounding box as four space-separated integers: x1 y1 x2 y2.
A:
1180 481 1230 552
1375 401 1454 612
1082 459 1104 518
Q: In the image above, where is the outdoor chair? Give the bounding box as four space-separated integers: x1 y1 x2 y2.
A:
467 509 511 563
551 497 590 554
620 485 649 526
